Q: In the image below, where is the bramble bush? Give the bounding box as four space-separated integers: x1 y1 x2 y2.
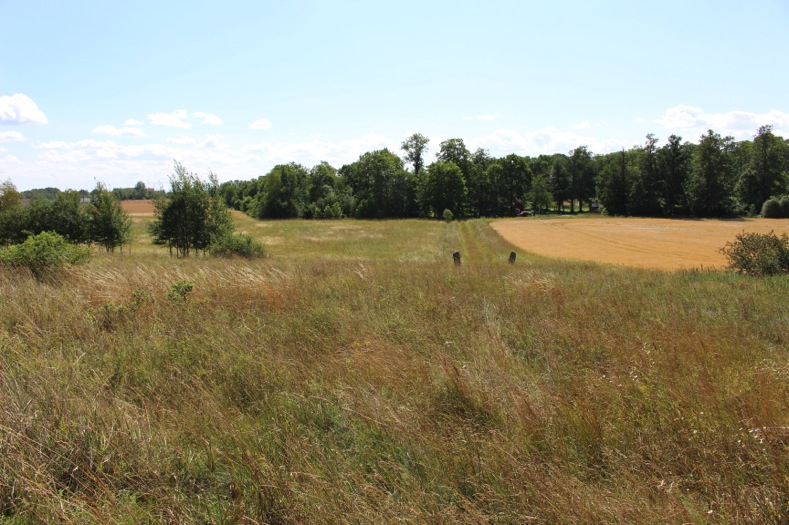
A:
721 231 789 276
0 231 92 280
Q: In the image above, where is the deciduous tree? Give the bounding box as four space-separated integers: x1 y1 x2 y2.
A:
149 162 233 257
88 182 132 252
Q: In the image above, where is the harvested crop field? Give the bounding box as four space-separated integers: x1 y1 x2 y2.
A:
121 199 155 214
492 217 789 271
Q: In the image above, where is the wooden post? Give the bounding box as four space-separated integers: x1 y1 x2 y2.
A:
453 251 461 266
508 251 516 264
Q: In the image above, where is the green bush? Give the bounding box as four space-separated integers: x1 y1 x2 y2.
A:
780 197 789 218
721 231 789 276
442 209 454 222
0 231 91 280
167 279 195 302
761 198 782 218
210 232 266 259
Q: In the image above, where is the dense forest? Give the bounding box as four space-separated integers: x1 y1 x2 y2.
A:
11 125 789 221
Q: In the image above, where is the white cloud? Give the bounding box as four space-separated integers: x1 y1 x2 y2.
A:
463 114 500 122
0 93 48 125
167 136 197 146
655 105 789 140
193 112 223 125
93 124 145 137
571 121 590 130
250 118 273 130
124 119 143 126
0 131 26 143
148 109 191 128
36 140 72 150
147 109 224 128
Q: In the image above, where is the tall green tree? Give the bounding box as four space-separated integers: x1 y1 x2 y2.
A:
738 125 788 210
628 135 662 216
401 133 430 175
466 148 494 217
24 191 90 244
436 139 472 174
257 163 310 219
567 146 596 212
420 161 468 219
149 162 233 257
0 179 22 213
549 154 570 212
596 149 632 216
487 154 532 216
527 173 552 214
687 130 736 217
657 135 692 216
339 149 412 218
0 180 25 245
88 182 131 252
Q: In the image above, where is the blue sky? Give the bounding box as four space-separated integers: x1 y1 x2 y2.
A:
2 0 788 191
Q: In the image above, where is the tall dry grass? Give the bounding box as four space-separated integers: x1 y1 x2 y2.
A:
0 218 786 523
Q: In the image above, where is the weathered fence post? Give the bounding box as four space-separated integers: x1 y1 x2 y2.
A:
453 251 461 266
508 251 517 264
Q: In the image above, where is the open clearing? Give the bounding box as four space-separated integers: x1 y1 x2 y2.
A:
492 216 789 271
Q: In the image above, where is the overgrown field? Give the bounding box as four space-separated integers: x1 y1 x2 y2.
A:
0 218 787 524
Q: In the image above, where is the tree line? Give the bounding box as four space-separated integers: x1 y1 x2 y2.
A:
8 125 789 222
0 180 131 251
215 126 788 220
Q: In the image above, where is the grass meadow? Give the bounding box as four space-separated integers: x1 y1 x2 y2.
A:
0 215 787 524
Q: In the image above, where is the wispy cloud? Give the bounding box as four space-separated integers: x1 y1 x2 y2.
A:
148 109 191 128
193 112 223 125
146 109 223 128
463 114 500 122
0 93 48 125
93 124 145 137
0 131 26 143
250 118 273 130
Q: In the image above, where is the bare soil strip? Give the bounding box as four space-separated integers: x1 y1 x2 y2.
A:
491 217 789 271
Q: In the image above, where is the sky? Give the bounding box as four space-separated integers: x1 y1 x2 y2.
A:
1 0 788 192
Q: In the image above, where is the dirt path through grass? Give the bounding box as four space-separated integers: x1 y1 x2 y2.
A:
491 217 789 271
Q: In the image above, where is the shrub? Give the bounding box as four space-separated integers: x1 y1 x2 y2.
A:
0 231 91 280
442 209 454 222
167 279 195 302
780 197 789 218
721 231 789 276
760 198 782 218
210 232 266 259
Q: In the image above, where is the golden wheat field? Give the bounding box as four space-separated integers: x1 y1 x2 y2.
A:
492 217 789 271
120 199 156 214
